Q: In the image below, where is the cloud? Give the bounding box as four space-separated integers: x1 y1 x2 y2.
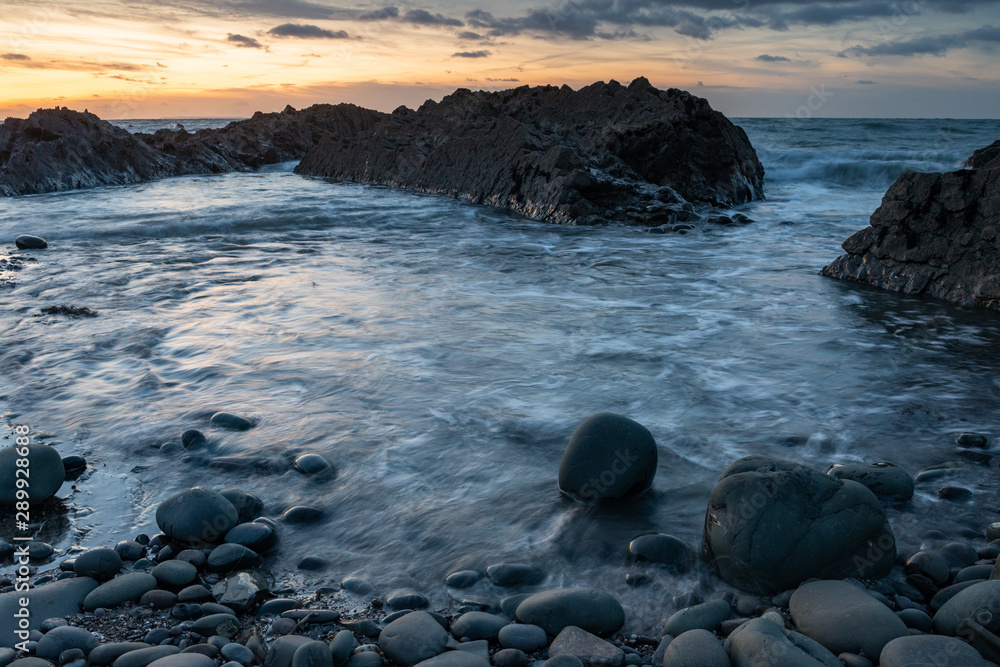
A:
839 26 1000 57
486 77 520 82
1 53 30 61
857 80 878 84
227 34 264 48
358 7 399 20
403 9 463 27
453 50 491 58
267 23 349 38
458 31 484 40
756 54 790 61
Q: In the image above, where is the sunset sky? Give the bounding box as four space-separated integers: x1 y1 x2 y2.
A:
1 0 998 119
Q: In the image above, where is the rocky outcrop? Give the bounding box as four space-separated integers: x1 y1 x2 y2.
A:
0 108 175 196
138 104 383 174
296 77 764 226
821 140 1000 310
0 104 384 196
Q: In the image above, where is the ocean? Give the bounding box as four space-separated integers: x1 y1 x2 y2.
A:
1 117 999 629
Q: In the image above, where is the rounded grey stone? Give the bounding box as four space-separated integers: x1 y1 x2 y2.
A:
558 413 657 500
292 642 333 667
293 454 331 474
73 548 122 582
210 413 254 431
516 589 625 636
147 655 214 667
789 581 908 659
486 564 544 587
88 643 152 667
627 534 695 573
662 629 728 667
0 444 65 504
36 627 99 660
452 612 508 641
152 560 199 589
330 630 359 667
113 646 182 667
662 600 730 638
14 235 47 250
190 614 240 638
207 544 262 573
723 618 841 667
264 636 312 667
826 462 914 501
933 580 1000 635
219 489 264 524
412 654 489 667
222 645 254 667
498 624 548 652
386 590 429 610
212 571 268 613
156 488 239 544
84 573 157 611
378 610 449 667
345 654 383 667
880 635 986 667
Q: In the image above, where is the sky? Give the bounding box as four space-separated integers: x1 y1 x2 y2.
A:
1 0 999 119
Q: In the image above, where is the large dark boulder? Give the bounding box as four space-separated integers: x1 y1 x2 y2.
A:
821 140 1000 309
156 487 239 544
0 443 65 504
558 413 657 500
296 78 764 226
703 457 895 594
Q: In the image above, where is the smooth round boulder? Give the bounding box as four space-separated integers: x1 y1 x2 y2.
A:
789 580 908 658
115 541 145 562
219 489 264 524
445 571 481 589
263 636 312 667
378 611 449 667
222 644 254 666
87 642 153 667
291 642 332 667
0 443 65 505
225 522 277 553
282 506 324 524
451 612 508 641
486 563 544 587
293 454 331 475
147 655 214 667
62 455 87 475
498 624 548 652
880 635 986 667
956 433 988 448
74 548 122 581
15 235 47 250
113 646 181 667
558 414 657 500
703 457 896 594
330 630 359 667
627 534 695 573
933 580 1000 635
662 600 731 637
156 487 239 544
181 431 207 449
210 413 254 431
412 654 488 667
493 650 528 667
84 572 157 610
207 544 262 573
723 618 841 667
826 462 914 501
152 560 198 589
36 626 99 659
386 590 429 610
516 588 625 636
662 629 728 667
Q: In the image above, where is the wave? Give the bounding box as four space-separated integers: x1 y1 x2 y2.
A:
760 147 968 189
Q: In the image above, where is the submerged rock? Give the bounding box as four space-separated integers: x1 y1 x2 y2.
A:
558 413 658 500
296 78 764 225
703 457 895 594
0 443 65 505
821 139 1000 310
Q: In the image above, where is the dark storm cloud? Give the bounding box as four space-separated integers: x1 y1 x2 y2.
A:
402 9 464 27
268 23 350 38
452 50 491 57
227 33 264 48
839 24 1000 57
358 7 399 20
756 54 790 61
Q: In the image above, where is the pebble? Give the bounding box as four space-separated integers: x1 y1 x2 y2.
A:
386 590 430 610
206 544 262 573
293 454 332 474
139 590 178 610
557 413 657 500
219 490 264 524
662 600 730 637
297 556 326 570
661 629 728 667
115 541 146 562
264 636 312 667
146 655 214 667
36 626 100 659
113 646 182 667
211 570 268 613
181 431 207 449
516 588 625 636
225 522 278 553
153 561 199 589
271 618 297 635
486 564 544 587
626 534 695 573
330 630 359 667
341 577 376 596
28 541 54 561
258 599 300 616
291 642 333 667
84 572 157 611
15 235 47 249
210 413 255 431
548 626 624 667
445 571 481 589
155 488 239 544
378 611 449 667
880 635 986 666
345 654 383 667
493 650 528 667
176 585 213 603
938 486 972 501
282 506 325 524
62 455 87 475
498 624 548 652
87 642 152 667
189 614 240 639
956 432 988 448
0 444 65 505
451 612 507 641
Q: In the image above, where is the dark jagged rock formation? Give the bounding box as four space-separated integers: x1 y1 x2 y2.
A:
138 104 384 174
821 141 1000 310
296 77 765 226
0 104 384 196
0 108 175 196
